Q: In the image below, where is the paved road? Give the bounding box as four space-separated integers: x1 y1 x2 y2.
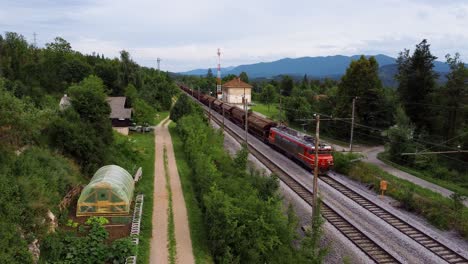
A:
364 146 468 207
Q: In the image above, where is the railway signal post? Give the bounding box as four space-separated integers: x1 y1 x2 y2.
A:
349 97 357 152
244 96 248 144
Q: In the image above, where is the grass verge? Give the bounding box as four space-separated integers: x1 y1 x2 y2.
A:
377 152 468 197
154 111 170 125
334 152 468 238
251 101 280 119
164 146 177 264
169 123 214 264
129 133 155 264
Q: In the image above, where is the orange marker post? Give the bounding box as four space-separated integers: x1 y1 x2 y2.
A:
380 180 388 198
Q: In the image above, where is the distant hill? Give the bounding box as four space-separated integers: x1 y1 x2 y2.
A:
180 54 456 87
181 66 235 76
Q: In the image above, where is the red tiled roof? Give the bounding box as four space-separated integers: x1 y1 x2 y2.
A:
222 77 252 88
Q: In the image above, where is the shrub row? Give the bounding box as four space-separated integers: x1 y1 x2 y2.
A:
175 110 323 263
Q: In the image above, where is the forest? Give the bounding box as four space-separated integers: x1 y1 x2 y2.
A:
0 32 176 263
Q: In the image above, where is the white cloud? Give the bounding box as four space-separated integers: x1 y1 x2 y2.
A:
1 0 468 71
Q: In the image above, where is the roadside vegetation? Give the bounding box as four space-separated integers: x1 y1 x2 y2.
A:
0 31 176 263
169 123 214 264
169 95 327 263
334 152 468 238
163 147 177 264
130 133 156 264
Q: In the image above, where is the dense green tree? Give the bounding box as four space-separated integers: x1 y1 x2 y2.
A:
280 75 294 96
0 32 31 81
170 93 203 123
385 106 416 164
49 75 113 174
239 71 249 83
95 59 120 94
68 75 111 127
396 39 438 132
207 68 214 78
124 84 138 106
222 74 237 82
283 96 313 124
0 222 33 264
118 50 140 92
133 98 156 124
301 74 309 90
334 56 393 140
260 83 278 111
437 53 468 141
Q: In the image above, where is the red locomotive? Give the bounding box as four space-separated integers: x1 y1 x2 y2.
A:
268 126 333 173
178 85 334 173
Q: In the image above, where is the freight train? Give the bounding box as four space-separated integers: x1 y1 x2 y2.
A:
179 85 334 173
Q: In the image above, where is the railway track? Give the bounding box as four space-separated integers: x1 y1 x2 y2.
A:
320 175 468 264
202 106 400 264
185 90 468 263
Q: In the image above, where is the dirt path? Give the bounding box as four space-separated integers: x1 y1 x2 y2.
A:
164 120 195 264
149 118 195 264
150 118 169 264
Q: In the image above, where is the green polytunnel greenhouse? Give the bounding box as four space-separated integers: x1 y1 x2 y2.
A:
77 165 135 216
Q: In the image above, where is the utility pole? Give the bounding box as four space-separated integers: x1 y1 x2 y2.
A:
349 97 357 152
33 32 37 47
313 114 320 216
222 106 225 131
157 58 161 71
278 95 282 124
209 100 212 123
244 96 248 144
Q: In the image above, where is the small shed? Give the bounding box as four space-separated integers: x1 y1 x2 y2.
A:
77 165 135 216
222 77 252 108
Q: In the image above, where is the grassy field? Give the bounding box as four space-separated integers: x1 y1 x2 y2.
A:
378 153 468 197
127 132 155 264
169 123 214 264
251 102 281 120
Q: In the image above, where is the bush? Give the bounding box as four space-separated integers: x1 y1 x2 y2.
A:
333 152 363 175
40 216 135 264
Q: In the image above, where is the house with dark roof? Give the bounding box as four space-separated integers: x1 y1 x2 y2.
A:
222 77 252 109
107 97 132 135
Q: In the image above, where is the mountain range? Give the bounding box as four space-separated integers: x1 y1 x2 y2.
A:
179 54 454 87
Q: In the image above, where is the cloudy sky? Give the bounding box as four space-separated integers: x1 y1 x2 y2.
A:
1 0 467 72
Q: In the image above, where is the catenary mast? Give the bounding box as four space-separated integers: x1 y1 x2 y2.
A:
217 48 222 99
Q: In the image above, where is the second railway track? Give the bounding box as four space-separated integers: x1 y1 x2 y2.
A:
320 175 468 264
